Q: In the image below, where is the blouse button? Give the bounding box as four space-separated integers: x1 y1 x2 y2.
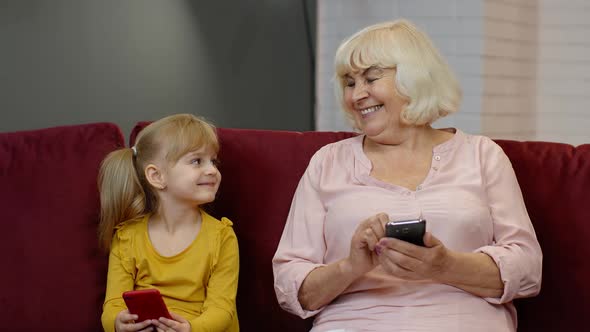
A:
434 155 441 161
416 185 422 191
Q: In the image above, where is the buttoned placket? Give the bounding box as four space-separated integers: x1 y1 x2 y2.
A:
432 154 441 172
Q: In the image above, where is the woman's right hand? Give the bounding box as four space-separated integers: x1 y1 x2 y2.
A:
346 213 389 277
115 310 154 332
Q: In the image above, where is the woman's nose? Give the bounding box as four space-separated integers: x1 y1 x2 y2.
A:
352 83 368 101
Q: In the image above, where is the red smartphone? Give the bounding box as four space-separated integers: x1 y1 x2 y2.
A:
122 289 172 322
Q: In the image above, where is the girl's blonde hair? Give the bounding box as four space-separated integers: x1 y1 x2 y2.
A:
97 114 219 251
334 19 462 126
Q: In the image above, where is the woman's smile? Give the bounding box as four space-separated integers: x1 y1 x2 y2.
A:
359 105 384 117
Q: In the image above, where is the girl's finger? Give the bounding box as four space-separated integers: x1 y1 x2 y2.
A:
151 319 170 329
169 311 188 323
119 310 138 324
137 326 155 332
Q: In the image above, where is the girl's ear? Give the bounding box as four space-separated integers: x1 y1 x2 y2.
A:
144 164 167 190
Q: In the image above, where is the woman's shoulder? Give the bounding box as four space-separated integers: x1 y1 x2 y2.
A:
452 129 499 150
318 134 360 151
457 129 510 163
310 135 361 163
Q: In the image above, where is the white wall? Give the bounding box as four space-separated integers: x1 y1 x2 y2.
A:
317 0 590 145
536 0 590 146
480 0 538 141
317 0 486 134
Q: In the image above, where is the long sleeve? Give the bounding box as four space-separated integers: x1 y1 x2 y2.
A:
476 139 543 304
272 149 329 319
189 220 240 332
101 228 136 332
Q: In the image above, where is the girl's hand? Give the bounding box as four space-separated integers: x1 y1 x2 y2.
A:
151 312 191 332
114 310 154 332
375 232 451 281
347 213 389 277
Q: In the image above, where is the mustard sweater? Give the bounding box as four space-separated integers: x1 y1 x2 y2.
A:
101 210 239 332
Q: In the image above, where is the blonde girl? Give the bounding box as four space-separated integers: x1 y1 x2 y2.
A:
99 114 239 332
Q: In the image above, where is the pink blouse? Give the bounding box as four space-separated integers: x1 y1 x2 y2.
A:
272 130 542 332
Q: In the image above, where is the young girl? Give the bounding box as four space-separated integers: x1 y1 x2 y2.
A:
98 114 239 332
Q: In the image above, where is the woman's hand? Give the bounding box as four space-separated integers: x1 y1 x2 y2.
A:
114 310 154 332
347 213 389 277
151 312 191 332
375 232 451 281
376 232 505 297
298 213 391 311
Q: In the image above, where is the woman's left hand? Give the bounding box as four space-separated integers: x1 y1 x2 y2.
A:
375 232 452 281
151 312 191 332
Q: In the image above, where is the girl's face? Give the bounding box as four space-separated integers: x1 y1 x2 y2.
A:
342 67 408 138
161 145 221 207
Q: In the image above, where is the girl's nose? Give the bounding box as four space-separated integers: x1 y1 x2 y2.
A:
204 162 219 175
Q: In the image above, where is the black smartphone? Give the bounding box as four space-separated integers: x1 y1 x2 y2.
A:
385 219 426 246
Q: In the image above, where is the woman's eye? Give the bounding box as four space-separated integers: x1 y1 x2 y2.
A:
367 77 378 83
345 81 355 87
191 158 201 165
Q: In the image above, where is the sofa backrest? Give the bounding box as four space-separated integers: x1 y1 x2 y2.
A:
0 123 124 331
136 124 590 331
4 121 586 331
495 140 590 331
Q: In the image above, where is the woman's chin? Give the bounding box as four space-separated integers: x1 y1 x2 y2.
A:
359 124 387 137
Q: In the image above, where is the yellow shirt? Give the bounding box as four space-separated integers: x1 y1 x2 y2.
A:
101 210 239 332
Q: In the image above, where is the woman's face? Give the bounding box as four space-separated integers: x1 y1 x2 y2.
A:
343 67 408 137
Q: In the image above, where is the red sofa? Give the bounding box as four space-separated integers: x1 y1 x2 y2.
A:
1 122 588 331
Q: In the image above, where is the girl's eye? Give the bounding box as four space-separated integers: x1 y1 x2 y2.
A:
345 80 355 87
191 158 201 165
212 159 220 167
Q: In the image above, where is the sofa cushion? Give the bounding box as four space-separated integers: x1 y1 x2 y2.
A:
496 140 590 332
0 123 124 332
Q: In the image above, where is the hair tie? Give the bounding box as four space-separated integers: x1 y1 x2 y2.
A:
131 146 137 156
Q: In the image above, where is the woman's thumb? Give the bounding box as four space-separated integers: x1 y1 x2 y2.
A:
423 232 441 248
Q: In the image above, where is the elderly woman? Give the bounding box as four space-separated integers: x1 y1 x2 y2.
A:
272 19 542 332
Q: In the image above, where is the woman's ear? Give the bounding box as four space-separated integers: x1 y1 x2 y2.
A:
144 164 167 190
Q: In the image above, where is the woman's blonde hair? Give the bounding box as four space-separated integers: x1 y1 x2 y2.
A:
97 114 219 251
334 19 462 126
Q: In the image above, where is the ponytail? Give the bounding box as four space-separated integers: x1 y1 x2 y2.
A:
97 148 147 251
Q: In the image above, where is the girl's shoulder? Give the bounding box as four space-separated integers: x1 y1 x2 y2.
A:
113 215 148 241
108 216 148 259
201 211 237 244
202 210 234 229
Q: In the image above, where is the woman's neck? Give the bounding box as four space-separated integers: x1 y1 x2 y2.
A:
364 125 442 153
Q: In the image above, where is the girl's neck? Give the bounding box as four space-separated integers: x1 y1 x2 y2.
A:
151 203 202 234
